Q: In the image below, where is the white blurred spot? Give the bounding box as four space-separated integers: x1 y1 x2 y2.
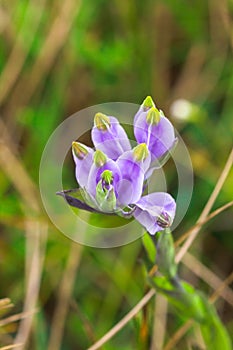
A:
170 99 192 121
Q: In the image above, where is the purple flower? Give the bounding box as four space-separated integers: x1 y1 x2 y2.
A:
116 145 151 205
134 96 177 163
72 142 152 213
134 193 176 235
72 142 94 188
58 96 177 235
92 113 131 160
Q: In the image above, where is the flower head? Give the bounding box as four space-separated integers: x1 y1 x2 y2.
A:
59 96 177 235
134 96 177 162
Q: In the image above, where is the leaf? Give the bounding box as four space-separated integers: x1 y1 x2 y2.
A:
149 276 207 322
156 229 177 278
200 315 232 350
149 274 232 349
199 300 232 350
142 232 156 263
56 188 99 213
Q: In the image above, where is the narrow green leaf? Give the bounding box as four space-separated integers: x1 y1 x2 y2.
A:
149 275 232 349
156 229 177 278
142 232 156 263
200 300 232 350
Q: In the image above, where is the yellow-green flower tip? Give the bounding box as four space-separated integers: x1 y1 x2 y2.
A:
101 170 113 185
146 107 161 125
133 143 149 162
142 96 155 110
94 113 110 131
94 150 107 167
72 141 88 160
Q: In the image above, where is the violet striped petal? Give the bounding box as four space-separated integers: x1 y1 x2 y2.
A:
134 109 176 161
72 142 94 188
134 192 176 235
116 147 151 206
92 116 131 160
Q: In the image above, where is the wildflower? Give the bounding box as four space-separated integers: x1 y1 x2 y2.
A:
134 96 177 162
134 192 176 235
72 143 151 213
91 113 131 160
58 97 177 235
72 142 94 188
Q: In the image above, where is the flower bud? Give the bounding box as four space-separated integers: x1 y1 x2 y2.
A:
96 179 116 212
146 107 161 125
156 229 177 278
101 170 113 190
142 96 155 110
94 113 110 131
133 143 149 162
72 141 89 160
94 150 107 167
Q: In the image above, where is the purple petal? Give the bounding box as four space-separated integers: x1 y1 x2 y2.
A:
134 106 147 125
145 138 178 179
134 111 176 160
116 150 150 206
134 192 176 235
86 159 121 198
72 145 94 188
92 116 131 160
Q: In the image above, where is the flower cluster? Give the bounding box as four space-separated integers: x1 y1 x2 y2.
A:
69 96 177 235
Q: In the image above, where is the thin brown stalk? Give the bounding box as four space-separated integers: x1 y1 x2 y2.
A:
0 122 40 212
86 289 156 350
150 295 168 350
171 45 206 101
175 147 233 263
209 271 233 304
13 221 47 350
0 141 39 212
175 200 233 248
0 299 11 308
0 304 14 312
70 300 96 343
0 299 13 311
0 121 48 349
182 252 233 306
171 0 228 103
163 320 194 350
48 242 83 350
0 344 23 350
0 310 37 328
0 0 47 105
7 0 81 113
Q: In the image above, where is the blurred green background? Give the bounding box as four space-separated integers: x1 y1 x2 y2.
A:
0 0 232 349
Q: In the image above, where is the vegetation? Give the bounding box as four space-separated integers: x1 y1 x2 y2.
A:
0 1 232 349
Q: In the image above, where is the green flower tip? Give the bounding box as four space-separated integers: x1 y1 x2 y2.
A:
94 150 107 167
94 112 110 131
133 143 149 162
142 96 155 110
146 107 161 125
101 170 113 185
72 141 88 160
